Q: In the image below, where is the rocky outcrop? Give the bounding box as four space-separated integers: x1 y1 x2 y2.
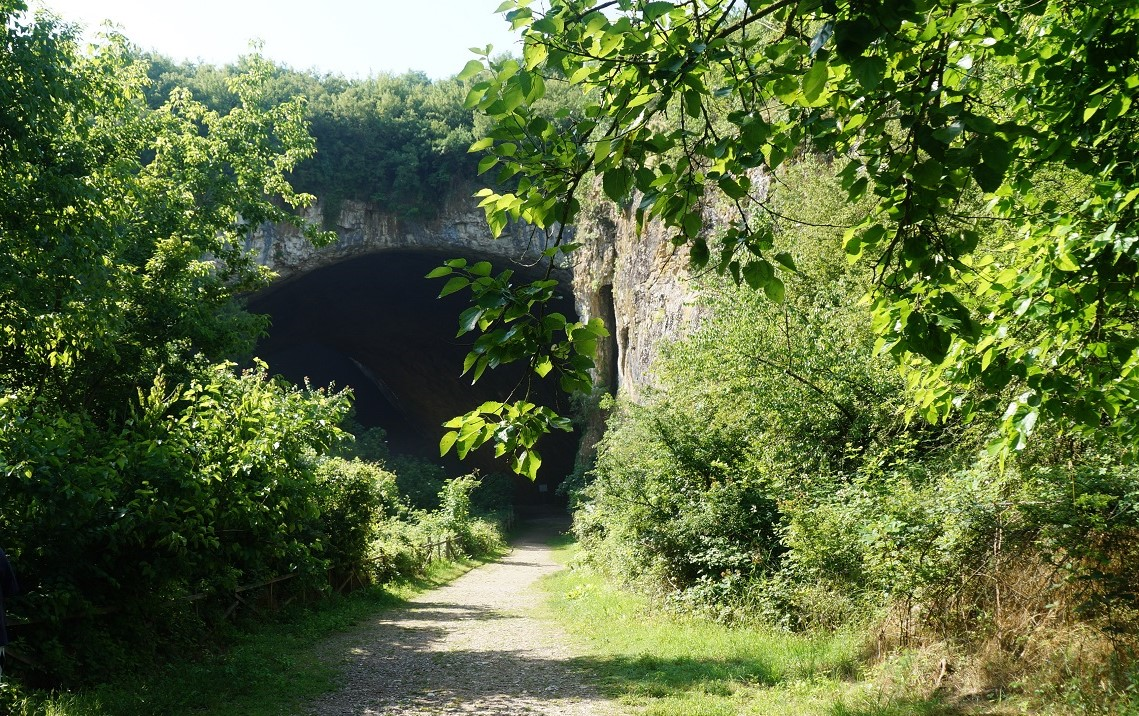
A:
251 190 701 404
570 192 704 404
247 189 702 476
247 194 561 283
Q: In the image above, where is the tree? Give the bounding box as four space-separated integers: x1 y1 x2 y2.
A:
1 4 331 416
0 2 351 679
445 0 1139 465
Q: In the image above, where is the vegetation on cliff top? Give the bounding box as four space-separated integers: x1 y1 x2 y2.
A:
143 55 482 222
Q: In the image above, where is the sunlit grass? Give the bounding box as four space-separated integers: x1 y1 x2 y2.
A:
539 541 1006 716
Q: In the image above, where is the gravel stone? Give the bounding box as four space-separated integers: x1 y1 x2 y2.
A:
306 520 621 716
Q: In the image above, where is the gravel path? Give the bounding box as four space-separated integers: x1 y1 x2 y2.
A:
306 520 620 716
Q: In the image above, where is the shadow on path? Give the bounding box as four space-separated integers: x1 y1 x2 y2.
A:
307 518 614 716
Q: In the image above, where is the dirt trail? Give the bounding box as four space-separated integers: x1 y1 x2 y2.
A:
306 520 620 716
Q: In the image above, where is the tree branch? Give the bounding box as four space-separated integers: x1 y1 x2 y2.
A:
751 353 857 421
713 0 800 42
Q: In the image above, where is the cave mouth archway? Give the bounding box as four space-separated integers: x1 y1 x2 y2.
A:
247 250 579 506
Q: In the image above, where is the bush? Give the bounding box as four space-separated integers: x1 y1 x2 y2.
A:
313 457 400 573
570 164 913 616
0 362 351 682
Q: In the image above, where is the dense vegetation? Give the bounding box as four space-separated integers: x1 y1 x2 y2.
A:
5 0 1139 711
570 162 1139 709
144 55 481 221
447 0 1139 710
0 2 507 692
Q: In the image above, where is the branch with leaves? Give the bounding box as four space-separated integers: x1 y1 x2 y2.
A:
442 0 1139 472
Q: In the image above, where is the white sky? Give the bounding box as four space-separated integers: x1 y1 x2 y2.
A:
33 0 525 79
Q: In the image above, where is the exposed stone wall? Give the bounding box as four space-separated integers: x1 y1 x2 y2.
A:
248 194 559 283
570 191 704 404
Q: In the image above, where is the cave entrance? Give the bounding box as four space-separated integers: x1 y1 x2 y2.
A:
247 250 579 507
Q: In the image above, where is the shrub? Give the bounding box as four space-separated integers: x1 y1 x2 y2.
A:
313 457 400 573
0 362 350 682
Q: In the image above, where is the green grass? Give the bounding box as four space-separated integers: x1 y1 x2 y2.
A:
540 542 1008 716
4 555 498 716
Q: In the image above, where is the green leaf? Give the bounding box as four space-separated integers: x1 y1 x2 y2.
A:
477 155 499 175
690 238 710 268
764 276 785 302
973 161 1004 193
682 211 701 237
458 59 484 81
438 276 470 297
602 166 633 201
851 56 886 90
593 138 612 165
742 260 774 290
644 2 674 21
458 306 484 335
439 430 458 456
932 121 964 143
773 252 797 272
469 137 494 153
425 266 453 279
802 61 828 103
534 356 553 377
718 176 748 200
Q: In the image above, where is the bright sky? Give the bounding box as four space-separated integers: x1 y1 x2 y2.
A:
33 0 525 79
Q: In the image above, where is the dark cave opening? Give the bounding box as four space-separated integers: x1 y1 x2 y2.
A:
246 251 580 507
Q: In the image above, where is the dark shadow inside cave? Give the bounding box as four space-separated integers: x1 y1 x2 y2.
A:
246 251 579 507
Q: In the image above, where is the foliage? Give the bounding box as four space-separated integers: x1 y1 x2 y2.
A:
0 0 517 690
569 155 1139 706
1 19 326 419
313 457 400 570
300 71 479 220
457 0 1139 460
0 551 497 716
0 3 359 683
428 259 607 478
572 159 909 614
1 361 351 682
144 57 480 220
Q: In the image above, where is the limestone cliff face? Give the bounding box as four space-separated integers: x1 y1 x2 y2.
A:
251 191 701 405
247 194 556 282
570 194 704 404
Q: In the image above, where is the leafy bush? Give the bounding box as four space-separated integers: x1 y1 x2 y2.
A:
1 362 351 682
313 457 400 572
573 161 917 618
1019 459 1139 633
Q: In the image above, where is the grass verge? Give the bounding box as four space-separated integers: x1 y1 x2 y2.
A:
540 540 1035 716
2 554 500 716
